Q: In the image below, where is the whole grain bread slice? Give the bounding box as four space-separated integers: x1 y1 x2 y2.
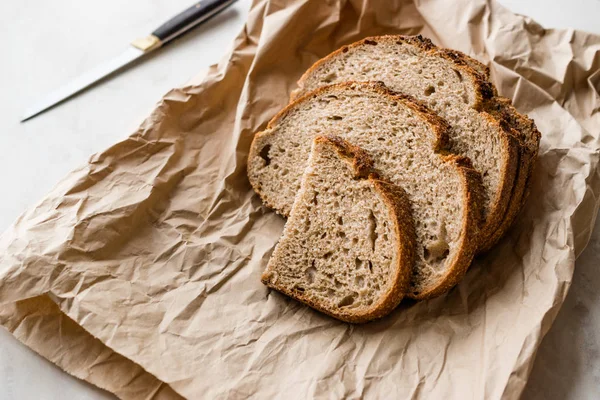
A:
249 82 483 299
262 135 416 323
292 35 524 252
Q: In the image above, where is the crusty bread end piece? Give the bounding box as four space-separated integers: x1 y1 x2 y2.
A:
262 135 416 323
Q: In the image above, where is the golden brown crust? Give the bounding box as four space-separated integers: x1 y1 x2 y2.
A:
261 136 416 323
485 97 541 154
477 99 541 252
315 135 375 179
445 49 491 79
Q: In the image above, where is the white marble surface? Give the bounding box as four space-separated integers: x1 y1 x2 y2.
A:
1 0 599 398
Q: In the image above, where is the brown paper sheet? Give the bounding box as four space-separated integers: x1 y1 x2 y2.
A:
1 0 600 398
0 296 182 399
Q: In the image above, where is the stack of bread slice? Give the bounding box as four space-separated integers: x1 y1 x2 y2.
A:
249 35 541 323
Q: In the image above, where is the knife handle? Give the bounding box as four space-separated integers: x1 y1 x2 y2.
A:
151 0 236 43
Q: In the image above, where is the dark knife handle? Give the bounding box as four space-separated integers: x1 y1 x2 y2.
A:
151 0 236 43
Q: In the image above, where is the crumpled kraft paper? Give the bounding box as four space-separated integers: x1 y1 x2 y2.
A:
1 0 599 398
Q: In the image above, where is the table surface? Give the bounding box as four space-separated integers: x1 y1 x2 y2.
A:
1 0 599 398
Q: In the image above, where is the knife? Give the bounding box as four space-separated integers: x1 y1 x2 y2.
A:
21 0 237 122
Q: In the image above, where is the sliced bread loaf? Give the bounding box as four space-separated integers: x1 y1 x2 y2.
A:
249 82 483 299
482 97 540 251
261 135 416 323
292 35 524 252
438 48 541 251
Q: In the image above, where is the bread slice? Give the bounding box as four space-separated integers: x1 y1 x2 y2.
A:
292 35 523 252
249 82 483 299
261 136 416 323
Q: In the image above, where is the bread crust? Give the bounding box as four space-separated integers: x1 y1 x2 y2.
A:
293 34 534 254
478 98 541 251
261 135 416 323
251 82 483 300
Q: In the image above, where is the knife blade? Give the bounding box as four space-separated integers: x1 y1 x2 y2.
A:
21 0 237 122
